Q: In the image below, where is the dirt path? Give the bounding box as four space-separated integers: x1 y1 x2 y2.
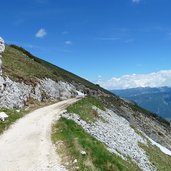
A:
0 98 78 171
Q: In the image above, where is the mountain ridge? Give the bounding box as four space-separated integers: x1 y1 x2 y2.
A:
112 87 171 120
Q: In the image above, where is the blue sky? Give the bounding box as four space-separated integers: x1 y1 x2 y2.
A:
1 0 171 89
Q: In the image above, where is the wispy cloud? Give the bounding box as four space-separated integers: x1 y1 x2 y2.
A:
35 28 47 38
124 38 135 43
96 28 135 43
65 40 72 45
96 36 135 44
62 31 69 35
96 37 120 41
96 70 171 90
132 0 141 3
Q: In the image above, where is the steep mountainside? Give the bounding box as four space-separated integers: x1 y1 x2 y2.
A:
0 45 171 170
112 87 171 120
0 45 109 108
3 45 108 93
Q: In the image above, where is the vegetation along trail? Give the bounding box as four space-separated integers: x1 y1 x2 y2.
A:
0 98 79 171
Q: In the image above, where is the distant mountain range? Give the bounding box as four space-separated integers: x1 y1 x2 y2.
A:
111 87 171 121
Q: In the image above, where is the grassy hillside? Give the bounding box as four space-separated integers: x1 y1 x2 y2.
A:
1 44 171 171
52 118 141 171
112 87 171 120
2 44 171 151
127 93 171 120
3 45 109 94
67 96 105 122
53 97 171 171
52 97 140 171
140 143 171 171
3 44 168 123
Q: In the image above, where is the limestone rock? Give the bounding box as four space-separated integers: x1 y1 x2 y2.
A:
73 159 77 164
0 112 8 121
0 76 79 109
0 37 5 53
80 151 86 156
0 37 5 75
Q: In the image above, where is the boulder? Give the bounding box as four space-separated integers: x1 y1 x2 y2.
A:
80 150 86 156
0 112 8 121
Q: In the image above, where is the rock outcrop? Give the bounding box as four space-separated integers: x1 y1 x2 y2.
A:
0 76 78 108
0 37 5 75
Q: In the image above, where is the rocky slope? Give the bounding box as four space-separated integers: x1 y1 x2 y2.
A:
112 87 171 120
98 95 171 152
0 44 108 108
0 42 171 170
0 76 78 108
56 97 171 171
62 109 155 171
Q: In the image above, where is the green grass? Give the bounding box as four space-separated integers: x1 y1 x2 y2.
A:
140 143 171 171
0 108 25 134
3 45 110 94
128 102 170 127
0 100 55 134
67 96 105 122
52 118 141 171
3 45 60 83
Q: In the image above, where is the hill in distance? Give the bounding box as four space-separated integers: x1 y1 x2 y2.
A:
112 87 171 121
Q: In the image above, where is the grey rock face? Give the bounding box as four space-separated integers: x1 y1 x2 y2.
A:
0 37 5 53
0 37 5 75
120 105 171 151
0 76 78 109
62 107 156 171
0 77 32 108
40 78 76 100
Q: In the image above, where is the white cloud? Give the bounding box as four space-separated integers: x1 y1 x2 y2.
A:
35 28 47 38
97 70 171 90
132 0 141 3
65 41 72 45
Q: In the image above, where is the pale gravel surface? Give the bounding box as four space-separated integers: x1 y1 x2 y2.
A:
0 98 78 171
62 106 156 171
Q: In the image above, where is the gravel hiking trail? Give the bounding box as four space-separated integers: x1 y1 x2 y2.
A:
0 98 78 171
